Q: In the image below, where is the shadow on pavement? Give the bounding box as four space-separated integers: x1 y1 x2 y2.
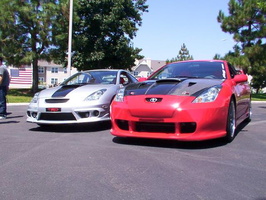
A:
112 120 251 150
0 114 23 124
0 120 20 124
113 137 228 150
29 121 111 133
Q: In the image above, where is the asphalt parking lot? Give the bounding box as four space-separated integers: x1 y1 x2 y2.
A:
0 103 265 200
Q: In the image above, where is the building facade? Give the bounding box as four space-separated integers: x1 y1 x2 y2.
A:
8 58 165 89
37 60 77 88
133 58 166 78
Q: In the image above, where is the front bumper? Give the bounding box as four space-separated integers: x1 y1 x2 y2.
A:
110 96 229 141
27 101 110 125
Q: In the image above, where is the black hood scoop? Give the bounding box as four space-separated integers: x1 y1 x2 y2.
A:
125 78 224 97
188 82 197 87
125 79 186 95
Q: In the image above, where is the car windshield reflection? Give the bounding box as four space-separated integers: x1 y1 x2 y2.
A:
149 61 226 80
61 71 118 86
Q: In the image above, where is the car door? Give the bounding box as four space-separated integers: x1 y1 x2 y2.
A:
228 64 250 120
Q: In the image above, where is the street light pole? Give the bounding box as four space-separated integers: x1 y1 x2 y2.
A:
67 0 73 77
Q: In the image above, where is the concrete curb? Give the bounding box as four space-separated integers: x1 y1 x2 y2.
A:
7 103 29 106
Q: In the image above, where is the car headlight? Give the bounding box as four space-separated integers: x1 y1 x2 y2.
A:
85 89 107 101
114 88 125 102
193 86 221 103
30 92 40 103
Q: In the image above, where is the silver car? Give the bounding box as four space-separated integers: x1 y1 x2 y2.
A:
27 69 138 125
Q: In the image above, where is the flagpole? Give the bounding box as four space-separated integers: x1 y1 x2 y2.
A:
67 0 73 76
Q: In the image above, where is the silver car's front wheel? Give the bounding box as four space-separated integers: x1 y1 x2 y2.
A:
225 99 236 143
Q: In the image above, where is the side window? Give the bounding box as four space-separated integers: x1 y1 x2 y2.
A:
119 74 128 85
119 72 138 85
228 63 237 78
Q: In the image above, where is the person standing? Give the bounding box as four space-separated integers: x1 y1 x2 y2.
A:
0 57 10 119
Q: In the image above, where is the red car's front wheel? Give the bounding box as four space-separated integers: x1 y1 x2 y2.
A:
225 99 236 142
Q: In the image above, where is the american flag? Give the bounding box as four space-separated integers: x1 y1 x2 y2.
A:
10 68 32 85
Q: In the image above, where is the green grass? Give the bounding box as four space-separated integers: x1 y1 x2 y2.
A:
251 93 266 101
7 89 34 103
5 89 266 103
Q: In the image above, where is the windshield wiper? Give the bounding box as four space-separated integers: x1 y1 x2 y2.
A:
156 78 184 83
61 83 88 87
173 75 199 79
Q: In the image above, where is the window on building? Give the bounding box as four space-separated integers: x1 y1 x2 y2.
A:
51 67 58 73
133 71 139 76
39 77 45 84
38 67 44 74
51 78 58 86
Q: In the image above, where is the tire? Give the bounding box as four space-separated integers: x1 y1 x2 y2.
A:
245 100 252 122
225 99 236 143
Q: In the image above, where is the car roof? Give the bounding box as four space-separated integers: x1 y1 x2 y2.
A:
170 60 225 64
83 69 126 73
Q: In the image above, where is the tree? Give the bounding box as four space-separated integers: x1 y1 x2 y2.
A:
217 0 266 93
166 43 193 63
68 0 148 71
0 0 148 93
0 0 69 93
213 54 223 60
257 0 266 10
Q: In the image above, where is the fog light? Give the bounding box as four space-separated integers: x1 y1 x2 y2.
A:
180 122 196 133
116 119 129 130
77 112 91 118
32 112 37 118
92 110 100 117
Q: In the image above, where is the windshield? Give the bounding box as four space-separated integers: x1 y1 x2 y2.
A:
62 71 118 86
149 61 226 80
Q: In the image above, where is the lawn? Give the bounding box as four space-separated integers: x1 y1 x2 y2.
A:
6 89 266 103
251 93 266 101
7 89 34 103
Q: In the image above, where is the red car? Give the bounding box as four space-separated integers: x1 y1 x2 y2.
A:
110 60 251 142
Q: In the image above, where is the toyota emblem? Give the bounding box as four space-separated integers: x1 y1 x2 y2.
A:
150 98 158 102
146 97 162 103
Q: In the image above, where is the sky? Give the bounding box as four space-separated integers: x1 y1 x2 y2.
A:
132 0 236 61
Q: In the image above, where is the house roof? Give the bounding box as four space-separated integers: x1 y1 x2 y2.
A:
38 60 62 67
151 60 166 71
132 59 166 72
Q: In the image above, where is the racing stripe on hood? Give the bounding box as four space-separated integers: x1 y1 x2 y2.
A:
52 85 80 97
125 79 224 96
125 79 184 95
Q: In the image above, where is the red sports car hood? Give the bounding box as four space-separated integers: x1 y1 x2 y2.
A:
125 78 224 96
123 78 224 118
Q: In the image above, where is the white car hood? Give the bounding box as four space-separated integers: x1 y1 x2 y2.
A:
39 84 116 100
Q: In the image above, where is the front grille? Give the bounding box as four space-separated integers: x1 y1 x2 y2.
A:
39 113 76 121
135 122 175 133
45 99 69 103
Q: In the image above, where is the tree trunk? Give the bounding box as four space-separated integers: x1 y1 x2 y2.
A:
31 58 39 94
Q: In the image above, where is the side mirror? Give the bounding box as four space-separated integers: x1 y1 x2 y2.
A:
236 69 244 74
233 74 248 83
